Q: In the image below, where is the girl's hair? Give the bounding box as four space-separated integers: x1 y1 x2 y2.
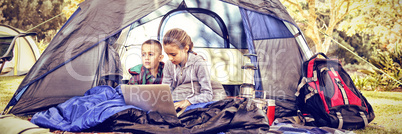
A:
162 28 193 53
142 39 162 54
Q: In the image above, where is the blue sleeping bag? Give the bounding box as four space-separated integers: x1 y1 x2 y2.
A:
30 85 139 131
30 85 213 132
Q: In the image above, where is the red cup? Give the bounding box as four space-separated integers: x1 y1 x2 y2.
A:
267 99 275 126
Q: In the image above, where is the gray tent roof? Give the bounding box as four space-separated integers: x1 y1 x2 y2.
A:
19 0 297 90
223 0 296 25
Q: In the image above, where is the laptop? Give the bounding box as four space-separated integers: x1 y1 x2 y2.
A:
121 84 179 116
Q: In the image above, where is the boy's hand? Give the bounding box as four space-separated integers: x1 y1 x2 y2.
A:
174 100 191 110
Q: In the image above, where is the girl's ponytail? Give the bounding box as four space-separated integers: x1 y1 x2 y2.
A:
163 28 194 53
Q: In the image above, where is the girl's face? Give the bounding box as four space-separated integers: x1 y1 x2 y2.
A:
141 44 163 69
163 43 189 65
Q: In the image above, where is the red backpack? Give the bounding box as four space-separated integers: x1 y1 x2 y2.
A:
296 53 375 129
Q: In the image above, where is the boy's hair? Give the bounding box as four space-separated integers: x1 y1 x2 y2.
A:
162 28 194 53
142 39 162 54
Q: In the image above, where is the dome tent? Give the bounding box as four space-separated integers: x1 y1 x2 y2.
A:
0 24 40 76
3 0 313 119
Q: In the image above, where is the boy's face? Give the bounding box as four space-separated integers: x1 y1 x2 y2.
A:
141 44 163 69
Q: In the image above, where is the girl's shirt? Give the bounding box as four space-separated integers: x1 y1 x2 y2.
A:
162 53 213 104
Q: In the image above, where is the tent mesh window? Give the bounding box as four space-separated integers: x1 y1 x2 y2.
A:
0 35 14 61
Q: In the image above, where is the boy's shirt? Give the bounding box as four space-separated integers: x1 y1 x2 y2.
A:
128 62 164 85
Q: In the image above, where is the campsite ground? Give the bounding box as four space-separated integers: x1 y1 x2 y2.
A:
1 76 401 133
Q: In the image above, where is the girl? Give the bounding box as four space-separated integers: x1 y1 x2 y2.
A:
162 28 213 110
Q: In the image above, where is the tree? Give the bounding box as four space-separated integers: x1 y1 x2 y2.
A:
62 0 85 19
0 0 66 42
337 0 402 52
280 0 356 53
328 30 372 64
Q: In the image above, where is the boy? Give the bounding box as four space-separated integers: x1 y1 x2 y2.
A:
128 39 164 85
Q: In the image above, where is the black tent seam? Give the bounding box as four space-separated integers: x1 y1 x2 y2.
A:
157 8 230 48
188 11 230 48
53 8 81 41
0 36 15 39
253 36 295 40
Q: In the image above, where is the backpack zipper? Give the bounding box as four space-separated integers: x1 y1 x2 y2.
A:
335 78 349 105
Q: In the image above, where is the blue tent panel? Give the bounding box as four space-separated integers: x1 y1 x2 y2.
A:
245 10 293 40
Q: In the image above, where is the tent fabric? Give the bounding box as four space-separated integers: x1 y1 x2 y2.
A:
5 1 169 115
240 8 306 117
241 10 293 40
222 0 297 26
182 0 247 49
8 42 121 115
30 85 140 132
0 115 50 134
17 0 171 91
6 0 172 115
254 39 304 118
85 98 270 134
5 0 312 120
96 35 124 87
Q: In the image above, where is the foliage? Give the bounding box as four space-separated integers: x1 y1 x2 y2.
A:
345 63 375 91
0 0 85 54
0 0 66 43
37 39 48 54
350 71 393 92
356 46 402 91
280 0 354 53
62 0 85 19
281 0 401 91
327 30 372 64
282 0 401 67
337 0 402 50
351 73 371 91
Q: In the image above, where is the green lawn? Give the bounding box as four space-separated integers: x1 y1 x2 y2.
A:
354 91 402 134
0 76 401 133
0 76 25 113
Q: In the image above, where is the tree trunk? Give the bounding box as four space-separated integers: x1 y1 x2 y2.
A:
306 0 323 53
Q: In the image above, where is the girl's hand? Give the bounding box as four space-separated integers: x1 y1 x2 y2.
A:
174 100 191 109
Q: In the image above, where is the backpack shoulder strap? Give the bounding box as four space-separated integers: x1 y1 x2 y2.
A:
295 58 318 96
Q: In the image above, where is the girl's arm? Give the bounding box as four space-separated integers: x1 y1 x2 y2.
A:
187 61 213 104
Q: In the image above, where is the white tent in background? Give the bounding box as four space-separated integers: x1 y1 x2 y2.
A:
0 24 41 76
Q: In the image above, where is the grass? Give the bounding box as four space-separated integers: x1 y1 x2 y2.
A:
354 91 402 134
0 76 25 112
0 76 401 133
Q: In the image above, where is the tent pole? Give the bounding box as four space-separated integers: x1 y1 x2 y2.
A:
0 58 7 74
13 38 18 75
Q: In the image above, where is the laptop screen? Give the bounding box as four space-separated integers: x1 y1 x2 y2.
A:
121 84 177 116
